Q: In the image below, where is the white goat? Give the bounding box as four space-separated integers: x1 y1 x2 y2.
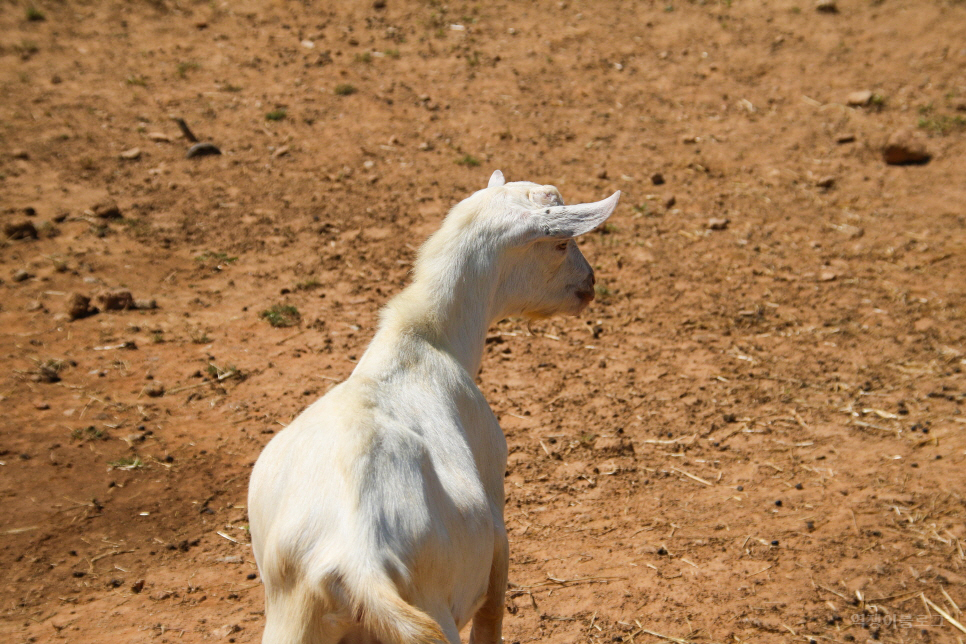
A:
248 170 620 644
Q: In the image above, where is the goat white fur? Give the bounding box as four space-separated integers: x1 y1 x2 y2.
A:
248 170 620 644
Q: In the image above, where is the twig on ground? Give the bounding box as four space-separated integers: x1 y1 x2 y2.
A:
922 593 966 635
638 628 695 644
670 466 712 486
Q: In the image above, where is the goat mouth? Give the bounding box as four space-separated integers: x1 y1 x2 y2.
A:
575 289 595 304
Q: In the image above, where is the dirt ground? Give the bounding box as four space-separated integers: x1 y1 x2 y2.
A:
2 1 966 643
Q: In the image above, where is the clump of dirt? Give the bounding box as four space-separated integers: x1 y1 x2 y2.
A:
1 2 964 644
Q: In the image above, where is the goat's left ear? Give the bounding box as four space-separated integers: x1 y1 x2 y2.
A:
529 191 621 239
487 169 506 188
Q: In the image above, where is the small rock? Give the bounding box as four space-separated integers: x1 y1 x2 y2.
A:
818 270 838 282
35 401 50 410
913 318 934 332
272 145 290 158
650 172 665 185
95 289 136 311
816 176 836 189
131 579 145 593
215 555 243 564
664 195 676 209
135 299 158 310
213 625 243 639
883 130 930 165
417 141 433 151
593 436 635 454
145 382 166 398
837 223 863 239
52 211 69 223
682 135 698 144
26 300 44 312
4 221 38 240
11 149 30 160
186 142 222 158
836 134 856 144
151 590 173 601
815 0 838 12
846 90 873 107
706 217 729 230
119 148 141 160
12 268 31 282
596 168 608 180
147 132 172 142
92 200 122 219
66 293 95 320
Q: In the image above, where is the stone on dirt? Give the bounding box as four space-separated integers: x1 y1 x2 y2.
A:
12 268 31 282
92 200 122 219
66 292 95 320
4 220 38 240
707 217 730 230
145 382 166 398
846 90 873 106
883 130 930 165
95 289 136 311
593 436 635 454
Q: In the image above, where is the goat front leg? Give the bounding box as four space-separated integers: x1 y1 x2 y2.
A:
469 529 508 644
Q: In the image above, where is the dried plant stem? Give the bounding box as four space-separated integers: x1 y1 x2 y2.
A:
922 593 966 635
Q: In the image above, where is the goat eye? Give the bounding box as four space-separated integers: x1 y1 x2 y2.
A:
555 241 569 252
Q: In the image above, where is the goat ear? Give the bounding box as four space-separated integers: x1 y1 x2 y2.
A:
487 170 506 188
529 191 621 239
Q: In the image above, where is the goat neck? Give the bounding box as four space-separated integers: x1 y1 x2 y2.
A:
357 202 502 378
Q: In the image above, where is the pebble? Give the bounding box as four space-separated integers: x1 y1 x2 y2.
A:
818 270 838 282
131 579 145 593
95 289 136 311
706 217 729 230
66 292 95 320
4 220 38 240
593 436 635 454
186 142 222 158
664 195 676 209
837 223 864 239
145 382 166 398
846 90 873 106
815 176 836 189
12 268 31 282
215 555 243 564
883 130 930 165
35 401 50 410
11 149 30 160
836 134 856 144
147 132 172 142
92 200 122 219
650 172 665 185
815 0 838 12
119 147 141 160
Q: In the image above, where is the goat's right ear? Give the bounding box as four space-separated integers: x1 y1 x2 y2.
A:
487 169 506 188
528 191 621 239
